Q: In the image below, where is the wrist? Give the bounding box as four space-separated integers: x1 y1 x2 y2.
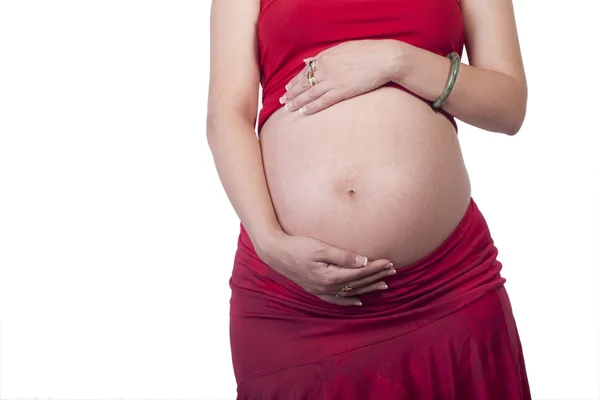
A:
382 39 411 85
252 226 287 260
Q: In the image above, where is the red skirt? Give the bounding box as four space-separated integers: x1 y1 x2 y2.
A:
229 198 531 399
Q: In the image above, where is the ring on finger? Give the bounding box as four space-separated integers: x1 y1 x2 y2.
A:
335 282 352 297
308 59 317 72
307 70 318 86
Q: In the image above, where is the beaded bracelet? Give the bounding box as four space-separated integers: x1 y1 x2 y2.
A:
432 52 461 109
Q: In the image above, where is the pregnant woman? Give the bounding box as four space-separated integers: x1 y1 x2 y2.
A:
207 0 530 398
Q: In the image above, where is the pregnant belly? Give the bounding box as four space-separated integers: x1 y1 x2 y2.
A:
259 86 472 267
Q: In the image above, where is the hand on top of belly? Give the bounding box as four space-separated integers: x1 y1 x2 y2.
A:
255 231 396 307
279 39 397 116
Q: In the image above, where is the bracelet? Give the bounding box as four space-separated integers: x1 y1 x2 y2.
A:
432 52 461 109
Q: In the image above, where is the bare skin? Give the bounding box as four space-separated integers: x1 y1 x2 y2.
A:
207 0 526 304
261 86 472 271
207 0 395 307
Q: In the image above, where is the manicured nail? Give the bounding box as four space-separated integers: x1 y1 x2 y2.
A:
385 262 394 268
355 255 367 266
279 95 286 104
386 269 396 276
285 102 292 111
377 284 388 290
285 83 291 90
299 106 307 114
354 301 362 306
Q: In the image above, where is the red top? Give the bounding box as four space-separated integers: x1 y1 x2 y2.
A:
256 0 464 134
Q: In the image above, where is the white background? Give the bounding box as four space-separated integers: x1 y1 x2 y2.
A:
0 1 598 399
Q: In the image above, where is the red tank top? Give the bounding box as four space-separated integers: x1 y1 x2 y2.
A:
257 0 464 134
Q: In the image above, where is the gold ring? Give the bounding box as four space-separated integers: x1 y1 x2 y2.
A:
335 283 352 298
308 59 317 72
307 70 318 86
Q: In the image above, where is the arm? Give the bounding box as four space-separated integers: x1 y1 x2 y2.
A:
206 0 396 306
387 0 527 135
206 0 281 251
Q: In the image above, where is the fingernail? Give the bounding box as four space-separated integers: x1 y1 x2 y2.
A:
303 58 310 63
385 262 394 268
299 106 307 114
285 83 291 90
354 301 362 306
355 255 367 266
386 269 396 276
279 95 286 104
285 102 292 111
377 284 388 290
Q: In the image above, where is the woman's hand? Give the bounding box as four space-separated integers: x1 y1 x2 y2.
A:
279 39 401 115
256 231 396 307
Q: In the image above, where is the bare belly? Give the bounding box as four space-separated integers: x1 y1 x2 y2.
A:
259 86 472 268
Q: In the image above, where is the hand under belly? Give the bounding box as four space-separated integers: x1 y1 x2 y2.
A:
259 86 472 267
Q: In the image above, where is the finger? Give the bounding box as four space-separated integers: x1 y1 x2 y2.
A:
314 244 370 269
304 46 335 65
317 259 393 294
285 65 311 92
284 80 333 113
348 267 396 293
317 294 363 307
286 55 324 91
331 258 395 283
287 45 337 89
283 69 325 106
339 280 388 297
297 89 346 115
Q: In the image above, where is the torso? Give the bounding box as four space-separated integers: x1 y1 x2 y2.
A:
260 86 472 267
256 0 469 267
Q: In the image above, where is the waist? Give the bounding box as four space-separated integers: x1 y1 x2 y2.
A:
259 86 471 266
232 197 507 387
234 197 506 316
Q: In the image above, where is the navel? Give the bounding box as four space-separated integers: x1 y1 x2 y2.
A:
333 176 362 202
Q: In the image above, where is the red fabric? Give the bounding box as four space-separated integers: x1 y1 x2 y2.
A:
256 0 465 134
229 198 531 399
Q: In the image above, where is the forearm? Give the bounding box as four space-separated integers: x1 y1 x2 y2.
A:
206 114 283 251
386 41 527 135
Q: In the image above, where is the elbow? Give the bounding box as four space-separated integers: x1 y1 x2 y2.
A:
503 81 528 136
206 113 217 147
504 107 526 136
206 109 227 149
205 107 258 148
206 104 222 146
